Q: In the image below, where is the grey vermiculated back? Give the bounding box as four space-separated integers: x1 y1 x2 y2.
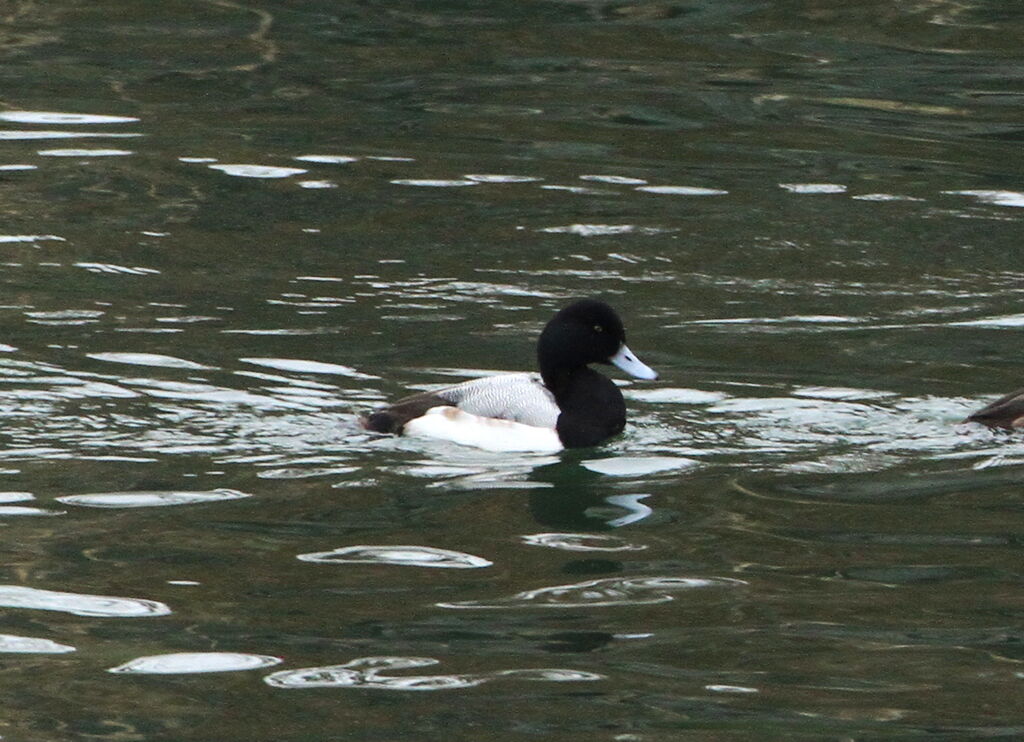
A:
436 373 560 428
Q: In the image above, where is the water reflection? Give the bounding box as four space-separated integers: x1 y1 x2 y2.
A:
207 164 308 179
0 586 171 617
520 533 648 552
56 489 250 508
109 652 282 675
264 656 603 691
0 634 76 654
437 576 745 610
1 1 1024 738
297 545 492 569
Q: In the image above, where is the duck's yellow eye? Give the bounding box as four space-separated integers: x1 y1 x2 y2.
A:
593 324 603 333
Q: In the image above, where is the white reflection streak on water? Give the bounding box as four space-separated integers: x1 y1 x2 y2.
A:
263 656 603 691
56 489 251 508
207 164 307 178
437 576 747 610
0 586 171 617
521 533 648 552
109 652 283 674
0 131 142 140
0 634 76 654
297 545 492 568
0 111 139 124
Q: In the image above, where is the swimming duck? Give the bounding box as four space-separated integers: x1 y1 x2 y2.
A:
363 299 658 452
965 389 1024 429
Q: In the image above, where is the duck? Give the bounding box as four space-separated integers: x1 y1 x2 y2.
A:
964 389 1024 429
362 298 658 452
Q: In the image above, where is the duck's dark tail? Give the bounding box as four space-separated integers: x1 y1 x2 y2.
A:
362 410 404 434
361 392 450 435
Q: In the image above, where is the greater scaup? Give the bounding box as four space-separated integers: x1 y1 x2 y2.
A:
363 299 657 452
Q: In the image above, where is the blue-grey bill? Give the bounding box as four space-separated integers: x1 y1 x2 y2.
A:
610 343 658 380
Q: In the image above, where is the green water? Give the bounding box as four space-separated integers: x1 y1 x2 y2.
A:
1 1 1024 739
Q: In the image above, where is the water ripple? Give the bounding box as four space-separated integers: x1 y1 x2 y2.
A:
207 164 307 178
636 185 728 196
263 656 603 691
294 154 359 164
0 586 171 617
437 576 745 609
239 357 378 379
521 533 648 552
56 489 251 509
109 652 282 674
297 545 492 569
0 633 76 654
0 111 139 124
86 352 212 370
581 456 698 476
0 131 141 140
391 178 479 187
37 148 134 157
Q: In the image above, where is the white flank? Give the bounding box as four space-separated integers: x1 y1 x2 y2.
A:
404 406 563 453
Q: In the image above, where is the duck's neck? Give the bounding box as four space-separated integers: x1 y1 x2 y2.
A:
540 363 580 401
541 363 626 448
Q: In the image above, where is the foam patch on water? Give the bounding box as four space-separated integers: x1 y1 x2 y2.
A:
0 633 76 653
438 576 745 609
109 652 282 674
56 489 250 509
264 656 603 691
0 586 171 617
297 545 492 568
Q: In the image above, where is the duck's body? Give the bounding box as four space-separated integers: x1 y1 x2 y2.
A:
965 389 1024 429
363 299 657 452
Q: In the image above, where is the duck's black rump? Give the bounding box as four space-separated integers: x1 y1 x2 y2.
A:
362 391 448 434
965 388 1024 428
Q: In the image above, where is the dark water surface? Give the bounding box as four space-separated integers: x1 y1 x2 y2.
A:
2 1 1024 739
